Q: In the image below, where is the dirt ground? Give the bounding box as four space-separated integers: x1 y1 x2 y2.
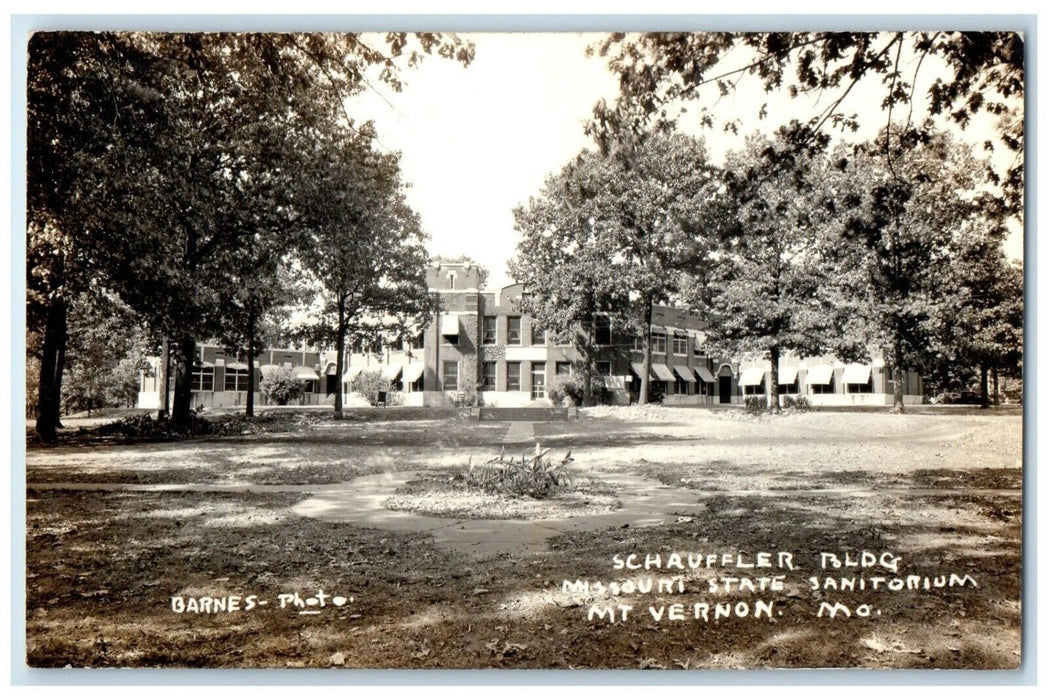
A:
23 406 1023 670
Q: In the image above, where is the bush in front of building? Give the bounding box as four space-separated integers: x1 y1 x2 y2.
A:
260 367 304 406
350 369 395 406
547 374 584 407
782 395 811 411
744 396 767 415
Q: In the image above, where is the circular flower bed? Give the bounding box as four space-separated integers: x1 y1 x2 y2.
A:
385 471 621 520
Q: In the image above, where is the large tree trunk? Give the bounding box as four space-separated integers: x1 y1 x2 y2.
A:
158 338 170 419
890 339 905 413
171 335 196 426
891 366 905 413
768 346 781 411
992 367 1000 406
581 312 594 407
581 346 593 407
638 296 653 406
245 332 256 418
979 364 990 409
334 298 346 419
35 296 68 442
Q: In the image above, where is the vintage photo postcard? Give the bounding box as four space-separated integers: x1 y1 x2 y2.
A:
22 27 1025 672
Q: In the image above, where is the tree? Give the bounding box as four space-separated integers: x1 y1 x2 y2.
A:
27 32 473 434
829 128 989 411
932 208 1023 407
291 129 434 419
693 126 838 410
598 132 717 404
590 31 1023 216
27 33 171 440
509 151 632 406
512 133 715 405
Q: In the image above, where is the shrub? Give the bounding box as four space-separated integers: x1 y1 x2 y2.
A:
744 396 766 415
260 367 303 406
463 444 575 499
350 369 393 406
548 374 584 407
782 395 811 411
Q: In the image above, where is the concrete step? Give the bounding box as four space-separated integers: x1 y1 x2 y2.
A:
477 406 573 422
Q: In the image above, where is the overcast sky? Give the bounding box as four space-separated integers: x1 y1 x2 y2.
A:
350 31 1022 289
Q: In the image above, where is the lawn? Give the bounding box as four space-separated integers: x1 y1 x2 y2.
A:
23 406 1023 670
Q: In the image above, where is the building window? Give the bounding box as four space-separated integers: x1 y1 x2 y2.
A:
595 316 612 346
192 366 214 392
507 316 522 345
632 334 644 351
531 323 546 346
224 367 250 392
482 361 497 389
448 272 456 289
506 361 521 391
442 361 459 391
651 332 667 354
674 377 689 395
530 365 546 399
596 361 612 376
482 316 497 345
743 384 765 396
409 330 424 350
673 334 688 355
847 379 873 394
555 361 572 376
811 380 835 395
779 382 799 394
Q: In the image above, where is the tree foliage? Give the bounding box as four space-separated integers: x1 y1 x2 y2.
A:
289 128 435 418
590 31 1024 216
692 125 839 410
27 31 472 435
826 128 995 410
509 150 632 406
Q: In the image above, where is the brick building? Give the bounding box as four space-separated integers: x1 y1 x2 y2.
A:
137 261 923 409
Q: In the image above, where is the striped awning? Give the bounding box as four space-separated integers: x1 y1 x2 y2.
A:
778 366 799 384
292 366 320 381
342 366 364 382
651 363 676 381
382 364 403 381
402 362 425 383
440 314 459 336
673 365 696 382
739 367 767 387
225 362 249 371
693 365 716 383
842 363 872 384
259 364 281 377
806 365 834 385
630 362 651 378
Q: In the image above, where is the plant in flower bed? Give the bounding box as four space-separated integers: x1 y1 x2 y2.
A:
464 444 574 499
385 443 620 520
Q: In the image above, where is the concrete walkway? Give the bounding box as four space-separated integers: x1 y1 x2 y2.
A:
501 420 535 444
